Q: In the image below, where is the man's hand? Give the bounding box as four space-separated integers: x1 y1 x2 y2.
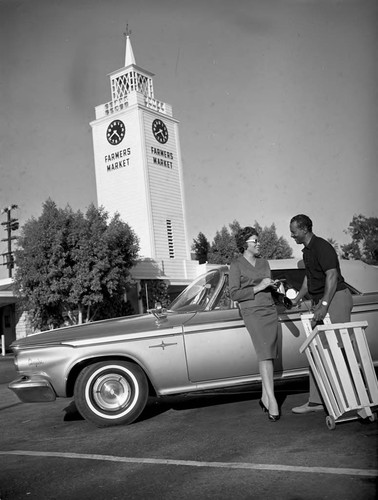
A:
312 302 328 322
291 296 300 307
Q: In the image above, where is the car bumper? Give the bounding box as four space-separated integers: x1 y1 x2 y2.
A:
8 376 56 403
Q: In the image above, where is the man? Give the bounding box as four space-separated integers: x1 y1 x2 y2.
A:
289 214 353 414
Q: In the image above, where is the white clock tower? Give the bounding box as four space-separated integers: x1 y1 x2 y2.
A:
90 32 193 274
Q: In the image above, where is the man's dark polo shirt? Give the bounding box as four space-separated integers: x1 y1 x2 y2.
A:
302 234 347 302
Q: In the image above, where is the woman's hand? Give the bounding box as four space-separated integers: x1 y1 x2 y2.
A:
256 278 274 292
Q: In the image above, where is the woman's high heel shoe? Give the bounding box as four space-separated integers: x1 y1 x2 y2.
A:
268 412 281 422
259 399 268 413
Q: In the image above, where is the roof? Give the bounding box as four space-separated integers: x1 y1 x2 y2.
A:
0 278 15 306
268 258 305 270
268 258 378 294
124 34 136 67
339 260 378 294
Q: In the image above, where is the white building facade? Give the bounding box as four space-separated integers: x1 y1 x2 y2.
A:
2 34 205 346
90 34 200 293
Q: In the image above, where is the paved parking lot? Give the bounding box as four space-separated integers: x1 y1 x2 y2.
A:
1 355 377 499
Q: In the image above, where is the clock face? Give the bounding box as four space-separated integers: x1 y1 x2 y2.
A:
152 119 169 144
106 120 126 145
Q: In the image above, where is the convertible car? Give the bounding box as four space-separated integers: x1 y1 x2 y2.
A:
8 259 378 427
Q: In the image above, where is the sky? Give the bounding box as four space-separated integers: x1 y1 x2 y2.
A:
0 0 377 279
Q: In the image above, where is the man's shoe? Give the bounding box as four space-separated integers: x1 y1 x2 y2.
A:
291 402 324 414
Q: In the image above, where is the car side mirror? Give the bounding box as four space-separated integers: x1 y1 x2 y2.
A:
148 302 168 324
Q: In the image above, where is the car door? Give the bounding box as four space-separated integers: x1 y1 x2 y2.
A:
183 308 259 382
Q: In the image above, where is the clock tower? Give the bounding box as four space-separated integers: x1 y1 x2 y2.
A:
90 33 192 269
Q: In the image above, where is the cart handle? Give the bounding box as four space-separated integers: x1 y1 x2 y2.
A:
299 320 369 354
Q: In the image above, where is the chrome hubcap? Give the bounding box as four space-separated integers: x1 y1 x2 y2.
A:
92 373 131 412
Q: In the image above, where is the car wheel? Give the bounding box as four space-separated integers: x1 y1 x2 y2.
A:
74 361 148 427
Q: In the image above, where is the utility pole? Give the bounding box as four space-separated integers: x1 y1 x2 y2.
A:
1 204 19 278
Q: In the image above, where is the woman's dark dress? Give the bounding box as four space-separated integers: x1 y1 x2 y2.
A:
229 255 278 361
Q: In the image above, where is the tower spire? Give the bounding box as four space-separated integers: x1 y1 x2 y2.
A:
123 25 136 67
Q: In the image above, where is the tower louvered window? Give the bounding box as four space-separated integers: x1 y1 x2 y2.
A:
166 220 175 259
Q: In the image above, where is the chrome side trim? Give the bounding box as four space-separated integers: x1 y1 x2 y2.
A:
62 326 183 347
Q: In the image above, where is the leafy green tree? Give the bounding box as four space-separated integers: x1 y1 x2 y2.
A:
208 225 238 264
341 214 378 264
341 241 361 261
139 280 170 310
254 222 293 259
191 232 210 264
13 199 139 330
229 220 242 236
206 220 293 264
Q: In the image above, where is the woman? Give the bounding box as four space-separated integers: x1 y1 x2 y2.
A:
229 226 280 421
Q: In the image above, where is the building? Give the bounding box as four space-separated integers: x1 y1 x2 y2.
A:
0 279 16 353
0 276 32 351
0 32 205 348
90 32 201 310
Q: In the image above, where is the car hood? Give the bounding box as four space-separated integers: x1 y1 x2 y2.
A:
11 311 196 349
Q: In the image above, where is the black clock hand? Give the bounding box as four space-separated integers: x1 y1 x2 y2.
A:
110 130 121 139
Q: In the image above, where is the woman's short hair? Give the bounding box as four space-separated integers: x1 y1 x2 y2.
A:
235 226 258 253
290 214 313 232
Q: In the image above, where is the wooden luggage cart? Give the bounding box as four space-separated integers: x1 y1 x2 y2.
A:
300 314 378 430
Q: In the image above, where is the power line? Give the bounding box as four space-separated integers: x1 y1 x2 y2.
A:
1 204 19 278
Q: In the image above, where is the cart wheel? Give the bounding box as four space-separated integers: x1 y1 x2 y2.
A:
368 413 377 423
326 416 336 430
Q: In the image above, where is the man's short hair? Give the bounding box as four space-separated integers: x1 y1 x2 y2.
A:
290 214 313 232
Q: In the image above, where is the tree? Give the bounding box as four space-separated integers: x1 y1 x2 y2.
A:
139 279 170 310
206 220 293 265
341 214 378 264
254 222 293 259
191 232 210 264
340 240 361 261
13 199 139 330
208 225 238 264
229 220 242 237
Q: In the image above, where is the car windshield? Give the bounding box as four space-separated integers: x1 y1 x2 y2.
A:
169 269 223 312
168 264 361 315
